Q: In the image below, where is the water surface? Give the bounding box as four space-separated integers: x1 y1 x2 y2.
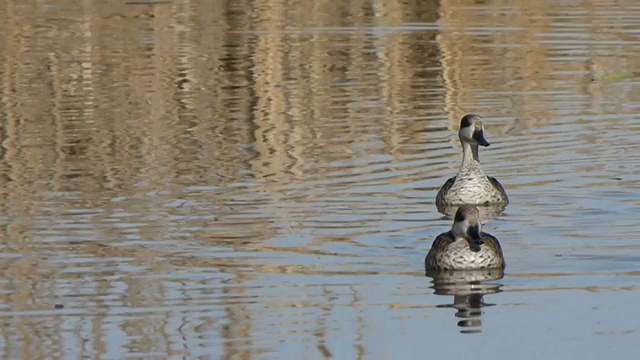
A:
0 0 639 358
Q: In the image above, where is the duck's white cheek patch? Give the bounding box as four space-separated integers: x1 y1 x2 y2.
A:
452 220 468 237
459 126 473 140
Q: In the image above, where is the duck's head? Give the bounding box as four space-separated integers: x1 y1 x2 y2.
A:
459 114 490 147
452 204 484 252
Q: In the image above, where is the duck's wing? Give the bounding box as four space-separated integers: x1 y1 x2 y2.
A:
481 232 505 268
425 231 455 271
487 176 508 203
435 176 456 206
430 231 455 251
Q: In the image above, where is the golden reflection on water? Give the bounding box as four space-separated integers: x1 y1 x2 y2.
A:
1 0 640 358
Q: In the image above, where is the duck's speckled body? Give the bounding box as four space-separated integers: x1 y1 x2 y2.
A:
425 205 505 271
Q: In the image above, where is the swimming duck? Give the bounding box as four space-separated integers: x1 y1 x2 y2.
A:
425 205 505 271
435 114 508 210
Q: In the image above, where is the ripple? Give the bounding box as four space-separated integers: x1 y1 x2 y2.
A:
2 0 640 358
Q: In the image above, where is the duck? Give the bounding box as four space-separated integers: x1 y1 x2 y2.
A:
425 205 505 271
435 114 508 210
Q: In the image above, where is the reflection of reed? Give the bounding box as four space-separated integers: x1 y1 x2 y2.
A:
439 0 554 128
315 287 334 358
0 0 444 356
222 281 254 360
378 0 443 154
0 1 262 359
438 0 640 133
2 0 639 358
427 268 504 334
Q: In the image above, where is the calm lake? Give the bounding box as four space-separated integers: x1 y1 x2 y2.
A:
1 0 639 359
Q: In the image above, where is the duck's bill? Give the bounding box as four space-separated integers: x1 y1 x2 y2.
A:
467 226 484 245
473 129 490 147
467 226 484 251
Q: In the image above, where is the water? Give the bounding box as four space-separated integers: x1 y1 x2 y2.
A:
0 0 639 358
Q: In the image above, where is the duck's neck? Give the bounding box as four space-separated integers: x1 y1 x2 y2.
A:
461 142 480 165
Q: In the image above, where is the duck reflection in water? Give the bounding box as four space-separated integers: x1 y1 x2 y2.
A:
427 268 504 334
